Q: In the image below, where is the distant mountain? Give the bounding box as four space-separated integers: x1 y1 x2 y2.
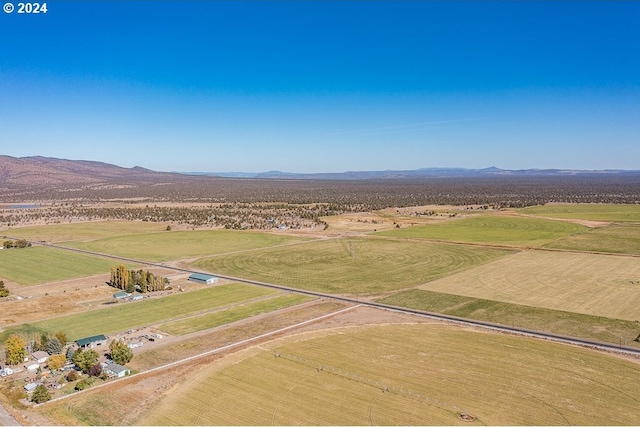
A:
0 155 185 188
185 166 640 180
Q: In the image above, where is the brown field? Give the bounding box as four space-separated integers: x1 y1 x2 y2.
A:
420 250 640 320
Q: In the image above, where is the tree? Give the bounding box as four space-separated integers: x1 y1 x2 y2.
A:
55 331 68 347
30 384 51 404
47 354 66 371
66 370 78 382
3 240 14 249
4 334 26 365
72 348 99 374
109 339 133 365
0 280 8 298
46 337 63 355
88 363 102 377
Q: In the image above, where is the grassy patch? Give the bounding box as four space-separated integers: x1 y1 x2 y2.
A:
419 250 640 321
160 294 312 335
192 237 513 295
519 203 640 222
379 289 640 347
0 246 126 285
377 215 586 246
1 283 276 341
544 223 640 254
2 220 170 243
139 324 640 425
64 229 308 262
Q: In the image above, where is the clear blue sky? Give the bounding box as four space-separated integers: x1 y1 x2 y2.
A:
1 1 638 173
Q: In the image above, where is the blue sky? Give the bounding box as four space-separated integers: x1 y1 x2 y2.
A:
1 1 639 173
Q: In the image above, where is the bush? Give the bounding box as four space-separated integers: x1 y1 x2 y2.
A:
30 384 51 404
66 370 78 382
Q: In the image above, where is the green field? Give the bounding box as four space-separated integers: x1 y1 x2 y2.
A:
0 283 276 341
139 324 640 425
379 289 640 347
0 246 124 285
419 250 640 321
64 229 308 262
160 293 312 335
2 220 170 243
544 223 640 254
519 203 640 222
377 215 586 246
192 237 513 295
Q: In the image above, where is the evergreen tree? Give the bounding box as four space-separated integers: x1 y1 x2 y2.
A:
46 337 63 355
30 384 51 404
0 280 8 298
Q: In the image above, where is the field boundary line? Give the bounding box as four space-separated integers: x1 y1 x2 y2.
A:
34 304 360 407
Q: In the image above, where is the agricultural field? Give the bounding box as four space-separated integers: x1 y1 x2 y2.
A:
160 293 313 335
192 237 513 295
519 203 640 222
63 229 309 262
139 324 640 426
0 283 277 341
543 222 640 254
379 289 640 347
0 246 124 285
377 214 586 246
417 250 640 321
2 220 171 243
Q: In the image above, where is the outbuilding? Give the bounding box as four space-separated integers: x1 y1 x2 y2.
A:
188 273 218 285
113 291 128 300
76 334 107 349
24 382 41 393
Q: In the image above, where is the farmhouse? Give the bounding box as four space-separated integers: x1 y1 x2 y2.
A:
32 351 49 364
101 361 130 378
75 334 107 349
188 273 218 285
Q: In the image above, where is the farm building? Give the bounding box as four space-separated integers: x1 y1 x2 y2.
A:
101 361 130 378
113 291 128 300
24 382 41 393
130 294 143 301
25 363 39 371
32 351 49 364
76 334 107 349
188 273 218 285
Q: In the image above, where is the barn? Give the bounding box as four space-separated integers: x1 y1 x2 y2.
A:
76 334 107 349
188 273 219 285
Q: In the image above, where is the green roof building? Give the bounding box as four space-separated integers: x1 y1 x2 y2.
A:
76 334 107 348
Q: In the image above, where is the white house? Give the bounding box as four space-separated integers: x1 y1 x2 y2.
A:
101 361 130 378
32 351 49 364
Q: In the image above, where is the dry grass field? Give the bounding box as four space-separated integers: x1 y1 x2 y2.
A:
419 250 640 321
138 323 640 426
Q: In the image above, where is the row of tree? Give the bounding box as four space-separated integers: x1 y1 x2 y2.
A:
109 265 169 293
2 239 30 248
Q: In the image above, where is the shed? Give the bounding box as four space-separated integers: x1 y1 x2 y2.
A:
113 291 128 300
26 364 39 371
76 334 107 349
24 382 41 392
130 294 143 301
32 351 49 363
188 273 218 285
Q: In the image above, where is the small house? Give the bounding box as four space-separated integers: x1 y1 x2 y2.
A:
75 334 107 349
102 361 130 378
188 273 218 285
25 363 40 371
32 351 49 364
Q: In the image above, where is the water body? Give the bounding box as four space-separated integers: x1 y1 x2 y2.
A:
8 204 39 209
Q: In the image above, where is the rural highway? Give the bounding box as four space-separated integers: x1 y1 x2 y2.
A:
12 237 640 358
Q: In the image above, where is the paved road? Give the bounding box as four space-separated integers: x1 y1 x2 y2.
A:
0 401 20 426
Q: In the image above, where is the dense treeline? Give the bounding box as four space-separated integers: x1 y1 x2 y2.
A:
110 265 168 293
